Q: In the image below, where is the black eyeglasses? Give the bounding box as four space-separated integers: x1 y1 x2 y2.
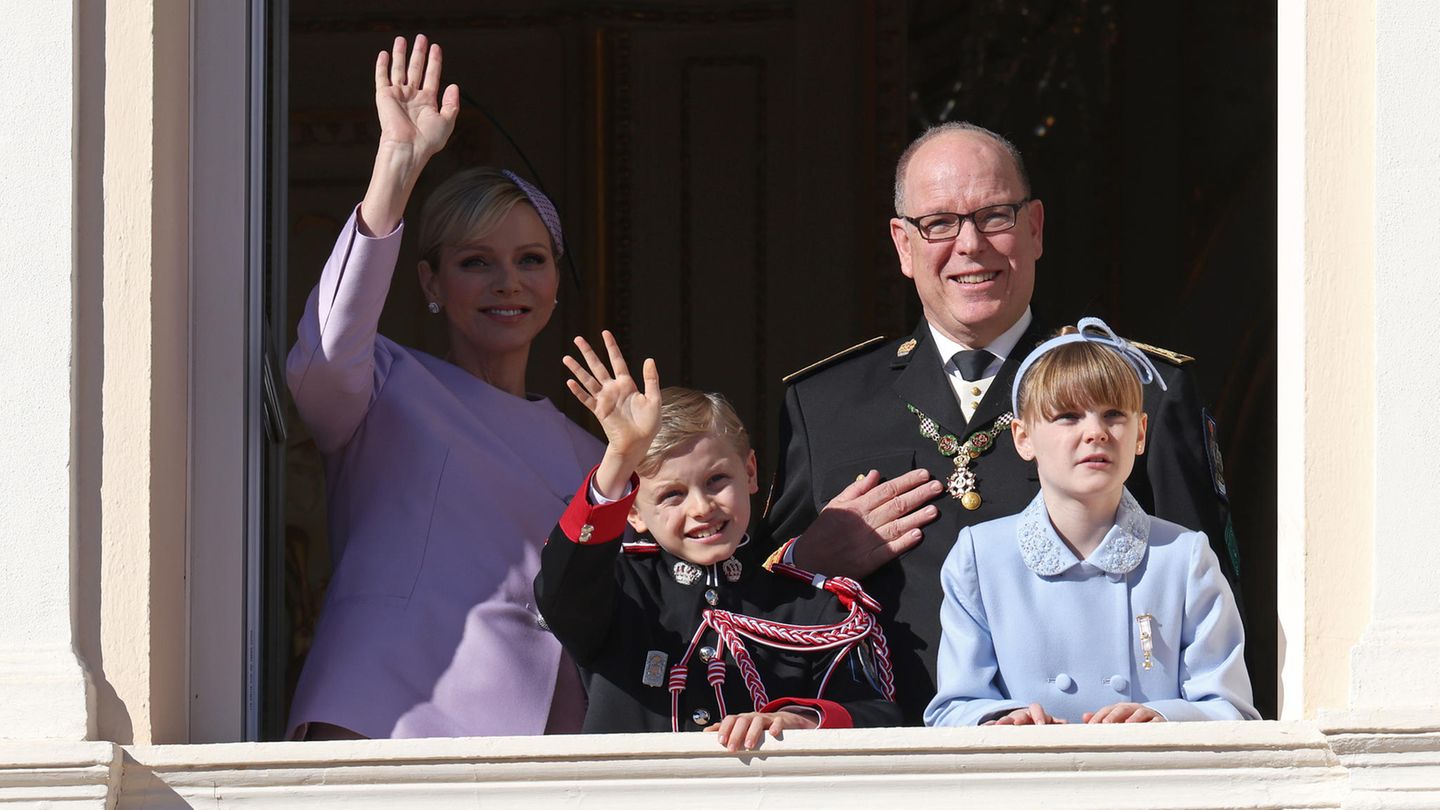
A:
902 199 1031 242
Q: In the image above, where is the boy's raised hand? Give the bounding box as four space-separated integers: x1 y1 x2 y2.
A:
564 330 661 499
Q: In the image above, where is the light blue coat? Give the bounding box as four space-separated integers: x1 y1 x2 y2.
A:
924 490 1257 726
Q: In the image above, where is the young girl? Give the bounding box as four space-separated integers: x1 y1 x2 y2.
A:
924 318 1257 726
535 332 900 750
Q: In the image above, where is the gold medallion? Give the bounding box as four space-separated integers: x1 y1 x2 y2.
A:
961 491 982 511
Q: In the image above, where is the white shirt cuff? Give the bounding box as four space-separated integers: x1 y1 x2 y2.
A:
589 478 635 505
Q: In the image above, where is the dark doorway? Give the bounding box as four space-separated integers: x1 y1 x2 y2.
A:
275 0 1276 736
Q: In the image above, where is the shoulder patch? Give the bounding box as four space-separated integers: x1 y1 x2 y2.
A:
1130 340 1194 366
783 336 888 384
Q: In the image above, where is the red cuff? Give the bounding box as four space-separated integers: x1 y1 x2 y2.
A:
759 697 853 729
558 466 639 545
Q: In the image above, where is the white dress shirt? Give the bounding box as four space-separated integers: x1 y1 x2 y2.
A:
927 308 1034 422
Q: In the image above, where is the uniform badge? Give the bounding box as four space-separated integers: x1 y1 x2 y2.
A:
672 561 702 585
1202 409 1228 501
642 650 668 687
896 338 917 358
721 557 742 582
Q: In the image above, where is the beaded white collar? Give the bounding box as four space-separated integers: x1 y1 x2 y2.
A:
1016 489 1150 576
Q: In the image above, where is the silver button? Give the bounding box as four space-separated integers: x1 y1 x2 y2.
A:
691 708 711 726
704 588 718 606
699 646 718 662
1110 675 1130 692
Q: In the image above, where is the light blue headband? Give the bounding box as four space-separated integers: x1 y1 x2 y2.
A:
1010 316 1167 415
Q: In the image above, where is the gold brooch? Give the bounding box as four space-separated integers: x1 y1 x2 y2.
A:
897 338 917 358
1136 613 1154 670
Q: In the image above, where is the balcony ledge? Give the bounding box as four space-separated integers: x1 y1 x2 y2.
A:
4 717 1439 808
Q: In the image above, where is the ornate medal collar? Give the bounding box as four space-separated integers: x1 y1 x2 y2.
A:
906 404 1013 510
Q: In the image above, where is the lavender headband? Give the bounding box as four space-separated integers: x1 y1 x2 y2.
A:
1010 316 1167 415
502 170 566 258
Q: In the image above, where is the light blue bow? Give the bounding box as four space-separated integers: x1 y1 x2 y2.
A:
1009 317 1167 415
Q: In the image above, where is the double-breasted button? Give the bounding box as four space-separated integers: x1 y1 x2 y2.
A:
692 708 711 726
578 524 595 543
704 588 719 606
699 646 718 662
1053 673 1074 691
1109 675 1130 693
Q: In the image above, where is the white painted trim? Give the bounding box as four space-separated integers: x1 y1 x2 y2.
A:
1274 0 1307 723
118 724 1348 809
188 0 254 744
1322 710 1440 808
8 721 1439 808
0 741 120 809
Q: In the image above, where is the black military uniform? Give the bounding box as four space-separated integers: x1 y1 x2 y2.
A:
762 318 1237 725
535 471 901 733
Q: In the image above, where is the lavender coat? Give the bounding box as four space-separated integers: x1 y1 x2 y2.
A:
284 209 602 739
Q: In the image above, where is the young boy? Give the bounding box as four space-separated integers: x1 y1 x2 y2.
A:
924 318 1258 726
536 332 900 749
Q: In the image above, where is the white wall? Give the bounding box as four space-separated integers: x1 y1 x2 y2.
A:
0 0 94 741
1351 0 1440 707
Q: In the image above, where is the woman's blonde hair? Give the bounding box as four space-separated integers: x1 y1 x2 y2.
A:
638 387 751 477
417 167 557 266
1014 329 1145 422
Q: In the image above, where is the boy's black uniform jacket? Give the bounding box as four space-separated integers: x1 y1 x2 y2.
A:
762 318 1237 725
535 471 901 734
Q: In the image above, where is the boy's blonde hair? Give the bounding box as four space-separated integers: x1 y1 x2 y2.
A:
638 387 751 477
1015 329 1145 422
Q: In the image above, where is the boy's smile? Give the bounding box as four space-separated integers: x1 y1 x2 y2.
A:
628 434 759 567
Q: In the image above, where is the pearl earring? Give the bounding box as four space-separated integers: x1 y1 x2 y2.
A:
427 301 441 314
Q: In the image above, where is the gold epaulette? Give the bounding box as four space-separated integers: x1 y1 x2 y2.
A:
1131 340 1194 366
782 336 887 384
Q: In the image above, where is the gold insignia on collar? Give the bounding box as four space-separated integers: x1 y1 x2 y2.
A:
1130 340 1194 366
897 338 918 358
783 336 887 384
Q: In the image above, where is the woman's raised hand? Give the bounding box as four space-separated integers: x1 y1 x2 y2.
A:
375 34 460 164
358 35 460 237
564 331 661 499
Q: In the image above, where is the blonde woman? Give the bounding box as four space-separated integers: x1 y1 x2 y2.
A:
285 35 600 740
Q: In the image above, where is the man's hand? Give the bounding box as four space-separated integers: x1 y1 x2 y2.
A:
1083 703 1165 724
790 469 944 579
563 330 661 499
983 703 1067 726
706 710 817 751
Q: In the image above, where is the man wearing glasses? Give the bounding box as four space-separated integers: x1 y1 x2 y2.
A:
762 122 1239 725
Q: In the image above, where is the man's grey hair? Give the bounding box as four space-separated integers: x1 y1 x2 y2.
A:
892 122 1031 216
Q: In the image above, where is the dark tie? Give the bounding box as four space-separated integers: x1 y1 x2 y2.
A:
954 349 996 382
